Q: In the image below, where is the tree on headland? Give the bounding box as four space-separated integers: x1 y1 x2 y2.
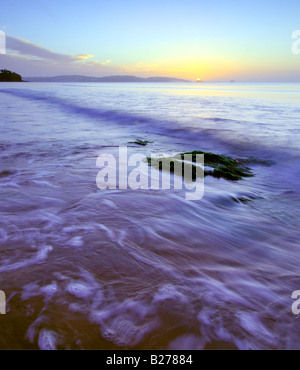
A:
0 69 23 82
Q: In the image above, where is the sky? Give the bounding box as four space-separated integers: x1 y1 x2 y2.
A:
0 0 300 81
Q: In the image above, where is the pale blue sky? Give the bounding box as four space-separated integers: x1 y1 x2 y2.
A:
1 0 300 80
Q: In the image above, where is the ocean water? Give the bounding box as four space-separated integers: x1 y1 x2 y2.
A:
0 82 300 349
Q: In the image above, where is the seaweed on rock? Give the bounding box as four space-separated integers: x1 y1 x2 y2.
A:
147 150 254 181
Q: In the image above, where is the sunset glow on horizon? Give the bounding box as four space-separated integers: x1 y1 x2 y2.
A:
1 0 300 81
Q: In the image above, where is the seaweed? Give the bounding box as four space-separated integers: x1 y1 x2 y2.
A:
129 139 152 146
0 170 15 178
180 150 254 181
147 150 254 181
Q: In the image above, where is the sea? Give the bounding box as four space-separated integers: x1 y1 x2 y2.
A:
0 81 300 349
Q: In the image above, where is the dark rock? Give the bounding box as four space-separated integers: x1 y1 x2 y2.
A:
129 140 152 146
147 150 255 181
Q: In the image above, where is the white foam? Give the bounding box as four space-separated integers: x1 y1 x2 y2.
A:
21 282 41 300
38 329 58 350
52 272 69 281
90 299 160 347
91 290 104 309
90 309 111 325
101 319 147 347
0 181 20 188
152 284 187 304
98 224 116 241
35 245 53 262
26 314 48 343
69 303 84 313
66 282 94 299
40 281 57 302
101 199 118 209
238 312 274 345
168 334 205 350
215 326 233 343
68 236 83 247
31 180 60 188
0 228 8 242
63 225 95 233
0 245 53 273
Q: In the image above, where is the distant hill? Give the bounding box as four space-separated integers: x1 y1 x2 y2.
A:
23 75 189 83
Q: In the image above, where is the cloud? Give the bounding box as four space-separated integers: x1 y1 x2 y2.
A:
1 35 193 79
75 54 94 60
101 59 111 66
2 35 181 79
0 35 125 77
6 36 76 62
6 36 97 64
0 36 125 77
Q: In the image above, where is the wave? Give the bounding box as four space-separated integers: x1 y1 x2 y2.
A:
0 245 53 273
1 88 299 164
